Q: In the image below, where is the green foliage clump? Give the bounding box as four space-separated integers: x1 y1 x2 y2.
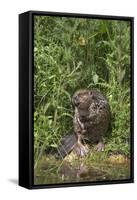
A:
34 16 131 165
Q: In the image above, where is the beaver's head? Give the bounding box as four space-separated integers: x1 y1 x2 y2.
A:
72 89 94 109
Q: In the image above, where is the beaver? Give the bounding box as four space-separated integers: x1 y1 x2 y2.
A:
57 89 111 158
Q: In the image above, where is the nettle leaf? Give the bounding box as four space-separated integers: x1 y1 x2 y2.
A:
50 144 58 148
93 74 99 84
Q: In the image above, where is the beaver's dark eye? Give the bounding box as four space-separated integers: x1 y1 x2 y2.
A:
92 95 97 100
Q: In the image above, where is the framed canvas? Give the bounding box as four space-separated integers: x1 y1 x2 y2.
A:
19 11 134 189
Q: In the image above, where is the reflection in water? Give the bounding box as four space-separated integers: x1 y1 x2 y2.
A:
34 153 130 185
59 162 108 182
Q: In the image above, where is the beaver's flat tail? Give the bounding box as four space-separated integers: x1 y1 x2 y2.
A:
57 133 77 159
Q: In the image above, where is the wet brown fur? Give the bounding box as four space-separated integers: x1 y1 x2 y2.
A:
72 89 111 155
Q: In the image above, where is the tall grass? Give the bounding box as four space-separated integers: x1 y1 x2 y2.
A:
34 16 131 166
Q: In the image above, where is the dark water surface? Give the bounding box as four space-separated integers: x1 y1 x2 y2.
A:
34 153 130 185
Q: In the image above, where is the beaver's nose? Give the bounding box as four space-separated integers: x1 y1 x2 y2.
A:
80 115 86 121
74 96 80 106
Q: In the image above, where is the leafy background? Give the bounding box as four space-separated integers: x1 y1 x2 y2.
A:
34 16 131 166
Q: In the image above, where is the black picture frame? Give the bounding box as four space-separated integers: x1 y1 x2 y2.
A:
19 10 134 189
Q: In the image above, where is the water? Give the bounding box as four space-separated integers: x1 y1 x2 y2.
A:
34 152 130 185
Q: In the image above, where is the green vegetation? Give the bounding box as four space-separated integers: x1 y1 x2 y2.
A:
34 16 131 167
